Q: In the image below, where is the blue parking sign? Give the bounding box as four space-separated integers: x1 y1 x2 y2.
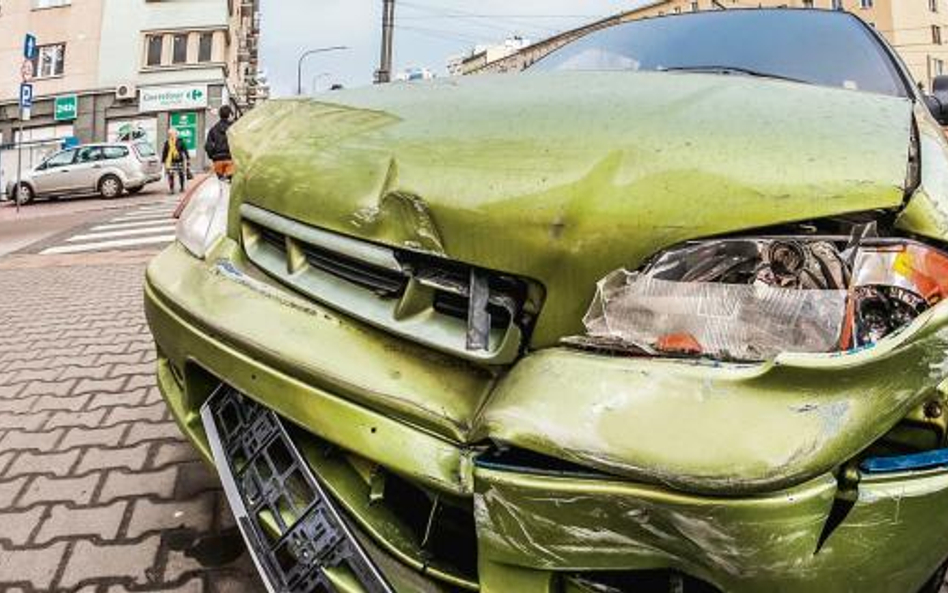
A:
23 34 37 60
19 83 33 109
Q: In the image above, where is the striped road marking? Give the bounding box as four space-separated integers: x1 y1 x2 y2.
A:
40 201 180 255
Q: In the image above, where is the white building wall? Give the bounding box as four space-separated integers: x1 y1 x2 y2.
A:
97 0 229 88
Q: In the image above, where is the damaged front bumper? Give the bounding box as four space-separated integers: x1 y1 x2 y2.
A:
145 239 948 593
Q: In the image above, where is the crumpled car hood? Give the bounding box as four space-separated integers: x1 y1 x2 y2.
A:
230 71 914 346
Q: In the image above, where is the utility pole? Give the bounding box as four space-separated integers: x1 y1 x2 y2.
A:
376 0 395 84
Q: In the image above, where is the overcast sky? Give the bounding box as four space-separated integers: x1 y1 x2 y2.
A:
259 0 650 96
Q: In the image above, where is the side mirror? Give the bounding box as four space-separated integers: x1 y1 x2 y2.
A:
928 75 948 126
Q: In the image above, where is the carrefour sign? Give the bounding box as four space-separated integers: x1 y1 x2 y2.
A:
139 85 208 113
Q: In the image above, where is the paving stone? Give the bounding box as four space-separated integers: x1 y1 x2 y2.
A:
125 374 157 391
125 421 183 446
108 578 203 593
126 492 215 538
19 473 100 507
35 500 127 544
76 443 151 474
0 382 26 399
0 541 67 589
0 395 37 414
9 367 62 384
95 351 143 367
152 441 203 467
31 392 91 412
45 408 108 430
0 428 64 453
86 387 148 411
0 477 27 509
18 379 77 398
0 411 49 432
106 402 168 426
4 449 81 478
59 424 127 450
59 364 112 381
0 504 45 545
99 466 177 503
59 536 160 588
74 376 128 395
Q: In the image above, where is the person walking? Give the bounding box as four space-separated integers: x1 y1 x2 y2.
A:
206 105 235 180
162 128 190 194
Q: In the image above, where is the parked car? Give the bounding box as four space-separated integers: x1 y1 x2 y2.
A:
5 141 162 204
146 8 948 593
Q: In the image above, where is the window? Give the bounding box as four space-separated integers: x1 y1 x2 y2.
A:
674 6 682 12
32 43 65 78
935 57 946 76
43 149 77 168
102 146 130 160
934 25 943 45
832 0 844 9
198 32 213 62
860 0 873 7
531 9 909 98
172 33 188 64
931 0 939 12
803 0 814 7
691 1 699 9
146 35 163 67
76 147 105 163
133 143 156 158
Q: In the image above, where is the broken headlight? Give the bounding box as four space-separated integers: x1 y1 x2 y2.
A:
580 236 948 361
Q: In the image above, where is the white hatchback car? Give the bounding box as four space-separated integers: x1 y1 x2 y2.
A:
5 142 163 204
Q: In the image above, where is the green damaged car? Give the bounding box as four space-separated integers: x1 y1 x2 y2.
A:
145 8 948 593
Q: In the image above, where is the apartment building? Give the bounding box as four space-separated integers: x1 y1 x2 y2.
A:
0 0 263 189
468 0 948 91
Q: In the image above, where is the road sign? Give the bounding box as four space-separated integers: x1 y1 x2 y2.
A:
170 112 198 152
23 34 37 60
19 83 33 110
55 95 78 121
20 60 33 82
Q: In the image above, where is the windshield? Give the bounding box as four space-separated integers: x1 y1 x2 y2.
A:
530 10 907 98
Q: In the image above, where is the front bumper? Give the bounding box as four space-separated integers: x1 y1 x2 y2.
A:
146 239 948 593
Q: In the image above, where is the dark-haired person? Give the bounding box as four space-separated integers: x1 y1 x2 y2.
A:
206 105 235 180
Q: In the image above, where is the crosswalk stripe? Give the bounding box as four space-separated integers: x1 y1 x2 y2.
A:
41 234 176 255
67 226 176 242
92 219 178 231
110 212 174 222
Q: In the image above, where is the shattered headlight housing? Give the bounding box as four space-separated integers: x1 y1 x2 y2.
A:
580 233 948 362
175 176 231 259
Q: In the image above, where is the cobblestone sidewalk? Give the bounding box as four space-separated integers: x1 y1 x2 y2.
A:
0 253 264 592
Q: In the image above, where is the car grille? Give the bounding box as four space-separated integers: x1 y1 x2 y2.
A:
241 204 542 364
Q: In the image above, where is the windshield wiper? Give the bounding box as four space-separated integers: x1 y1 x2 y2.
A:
659 65 809 85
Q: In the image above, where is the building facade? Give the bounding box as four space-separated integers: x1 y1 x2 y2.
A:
0 0 263 190
467 0 948 91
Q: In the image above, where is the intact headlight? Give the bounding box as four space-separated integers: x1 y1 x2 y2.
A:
579 234 948 362
175 176 230 259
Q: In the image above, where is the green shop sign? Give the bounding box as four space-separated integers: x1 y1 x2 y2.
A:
54 95 78 121
170 112 198 152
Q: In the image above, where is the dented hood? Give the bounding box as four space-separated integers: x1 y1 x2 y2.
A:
230 71 914 345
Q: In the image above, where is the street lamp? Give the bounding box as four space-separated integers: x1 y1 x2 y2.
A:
297 46 348 95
